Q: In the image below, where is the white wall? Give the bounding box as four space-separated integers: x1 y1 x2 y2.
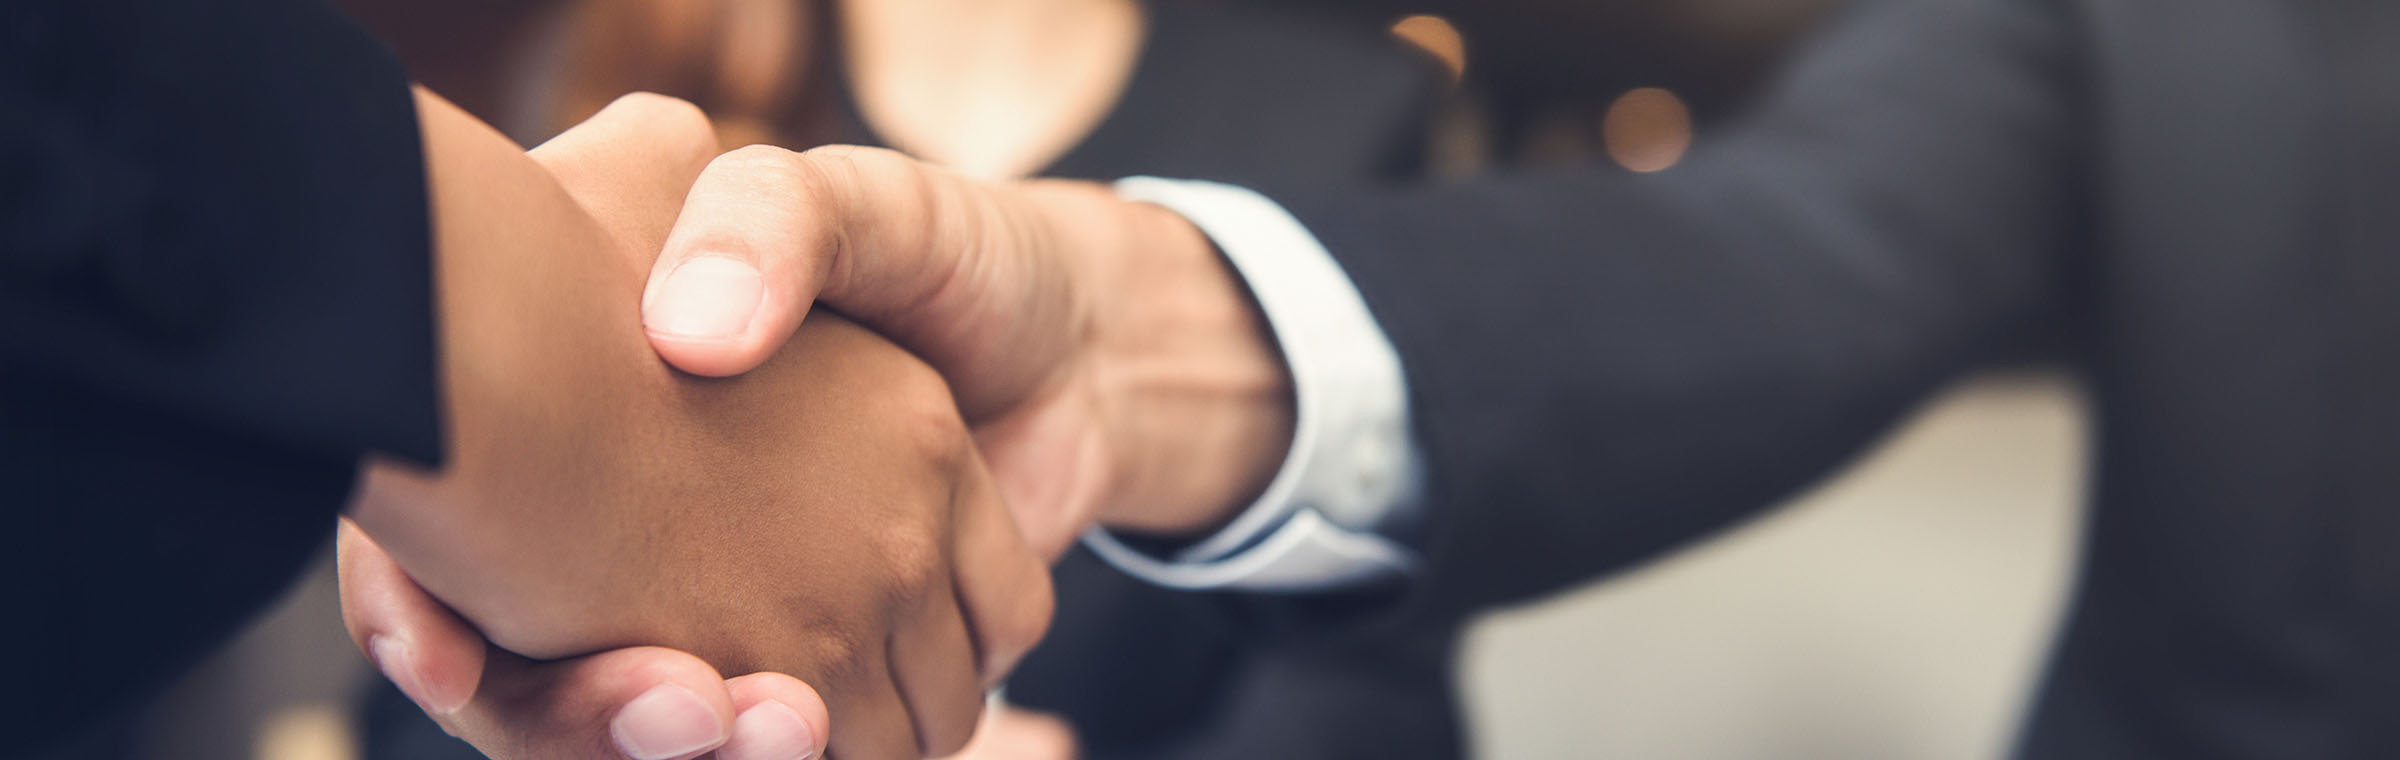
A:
1460 372 2087 760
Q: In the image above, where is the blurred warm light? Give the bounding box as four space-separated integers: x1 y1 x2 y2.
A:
1602 87 1693 173
1391 15 1467 84
714 0 805 115
253 704 357 760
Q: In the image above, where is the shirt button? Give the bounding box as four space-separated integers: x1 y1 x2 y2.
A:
1316 430 1395 527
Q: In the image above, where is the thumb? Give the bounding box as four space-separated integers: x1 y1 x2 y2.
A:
641 144 1080 404
641 144 910 378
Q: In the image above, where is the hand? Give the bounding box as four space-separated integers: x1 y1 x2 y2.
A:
344 92 1051 759
339 519 830 760
938 707 1080 760
636 146 1296 556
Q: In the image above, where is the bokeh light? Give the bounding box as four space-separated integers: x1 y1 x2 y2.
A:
1602 87 1693 173
1391 15 1467 84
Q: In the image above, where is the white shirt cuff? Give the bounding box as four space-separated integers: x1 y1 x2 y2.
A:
1083 177 1425 593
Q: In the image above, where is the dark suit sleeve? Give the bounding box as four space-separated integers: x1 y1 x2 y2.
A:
1268 0 2088 624
1 0 438 748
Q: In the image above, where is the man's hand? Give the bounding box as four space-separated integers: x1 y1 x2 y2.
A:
637 146 1296 555
342 92 1051 760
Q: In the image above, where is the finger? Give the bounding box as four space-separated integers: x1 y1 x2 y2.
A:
947 449 1056 685
939 707 1080 760
529 91 723 259
336 518 485 724
713 672 831 760
458 646 741 760
826 649 922 760
342 490 743 760
888 572 989 757
643 144 964 378
970 384 1113 561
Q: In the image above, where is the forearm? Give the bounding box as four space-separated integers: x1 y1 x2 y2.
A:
1268 0 2084 618
1041 0 2082 617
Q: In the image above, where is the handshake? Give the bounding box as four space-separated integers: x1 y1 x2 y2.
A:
339 91 1296 759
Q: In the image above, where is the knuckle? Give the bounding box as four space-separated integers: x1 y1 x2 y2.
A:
709 143 808 185
717 141 799 165
999 569 1057 658
873 520 946 600
792 145 925 205
884 364 968 464
972 568 1053 678
798 626 871 683
601 92 718 167
799 144 910 174
894 352 958 403
922 691 988 757
609 91 711 134
906 407 969 467
786 147 863 215
842 145 937 202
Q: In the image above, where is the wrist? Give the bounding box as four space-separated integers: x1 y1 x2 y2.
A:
1084 196 1295 538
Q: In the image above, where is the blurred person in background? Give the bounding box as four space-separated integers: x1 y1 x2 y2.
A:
357 0 2400 757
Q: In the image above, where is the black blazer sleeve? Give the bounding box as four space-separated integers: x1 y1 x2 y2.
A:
1270 0 2088 625
1 0 438 748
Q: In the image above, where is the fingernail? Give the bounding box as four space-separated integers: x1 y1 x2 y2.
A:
611 684 728 760
645 256 764 340
716 701 820 760
369 635 453 717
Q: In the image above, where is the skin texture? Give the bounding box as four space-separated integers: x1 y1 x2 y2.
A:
641 145 1294 548
331 4 1208 756
944 707 1081 760
339 519 835 760
346 90 1052 760
340 122 1277 760
636 148 1293 760
345 139 1280 760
